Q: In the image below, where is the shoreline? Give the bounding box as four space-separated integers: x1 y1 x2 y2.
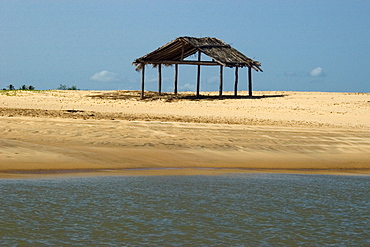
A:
1 90 369 178
2 166 370 179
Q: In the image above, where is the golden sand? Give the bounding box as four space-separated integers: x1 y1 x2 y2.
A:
1 90 369 178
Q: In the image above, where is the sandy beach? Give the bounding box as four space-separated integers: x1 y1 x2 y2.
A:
1 90 369 178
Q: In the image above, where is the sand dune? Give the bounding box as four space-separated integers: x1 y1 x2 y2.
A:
0 90 369 177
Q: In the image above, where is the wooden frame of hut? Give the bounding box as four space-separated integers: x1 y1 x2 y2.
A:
132 36 262 99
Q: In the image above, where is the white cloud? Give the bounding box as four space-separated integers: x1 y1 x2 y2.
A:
180 83 195 91
90 70 121 82
145 76 158 83
309 67 326 77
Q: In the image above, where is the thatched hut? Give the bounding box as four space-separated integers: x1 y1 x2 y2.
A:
133 36 262 99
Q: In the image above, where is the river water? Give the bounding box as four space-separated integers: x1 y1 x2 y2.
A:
1 173 369 246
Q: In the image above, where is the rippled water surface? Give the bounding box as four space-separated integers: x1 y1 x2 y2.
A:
1 173 369 246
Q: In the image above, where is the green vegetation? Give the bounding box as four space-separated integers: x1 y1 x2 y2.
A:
2 84 36 91
57 84 79 90
1 83 80 91
20 85 35 90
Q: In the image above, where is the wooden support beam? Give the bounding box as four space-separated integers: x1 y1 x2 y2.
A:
141 64 145 99
141 60 221 66
196 51 201 98
158 64 162 96
248 66 252 97
234 67 239 96
219 65 223 98
174 64 178 95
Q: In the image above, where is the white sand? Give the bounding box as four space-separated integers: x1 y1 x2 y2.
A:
1 90 369 177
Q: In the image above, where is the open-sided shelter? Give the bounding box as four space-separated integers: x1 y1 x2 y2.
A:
133 36 262 99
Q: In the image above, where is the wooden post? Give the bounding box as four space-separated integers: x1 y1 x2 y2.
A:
248 66 252 97
234 67 238 96
158 64 162 96
219 65 223 98
174 64 178 95
141 64 145 100
196 51 201 98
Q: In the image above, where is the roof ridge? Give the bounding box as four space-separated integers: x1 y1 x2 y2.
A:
133 36 262 71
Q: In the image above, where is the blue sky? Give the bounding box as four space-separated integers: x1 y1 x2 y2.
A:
1 0 369 92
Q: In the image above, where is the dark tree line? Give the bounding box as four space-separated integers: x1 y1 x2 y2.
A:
2 84 79 90
57 84 78 90
2 84 35 90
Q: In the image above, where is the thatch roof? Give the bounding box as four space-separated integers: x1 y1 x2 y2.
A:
133 36 262 72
